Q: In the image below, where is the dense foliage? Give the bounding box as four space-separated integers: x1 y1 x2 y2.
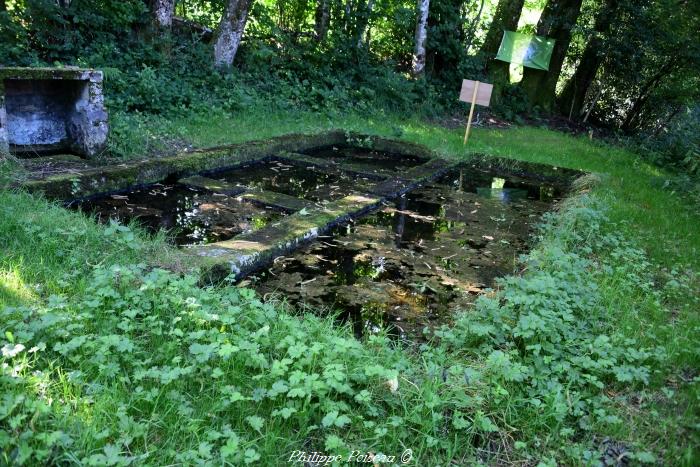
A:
1 0 698 174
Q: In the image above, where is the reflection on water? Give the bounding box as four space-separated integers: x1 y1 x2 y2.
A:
303 146 427 177
216 160 374 202
249 173 560 342
446 171 560 203
72 184 284 246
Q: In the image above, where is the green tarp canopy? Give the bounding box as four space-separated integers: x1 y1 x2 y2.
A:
495 31 555 71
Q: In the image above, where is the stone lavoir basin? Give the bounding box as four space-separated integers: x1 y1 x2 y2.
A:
246 170 562 341
25 132 582 341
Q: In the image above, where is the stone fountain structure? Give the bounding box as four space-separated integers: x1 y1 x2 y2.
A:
0 67 108 158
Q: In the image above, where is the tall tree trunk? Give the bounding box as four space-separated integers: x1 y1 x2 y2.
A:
314 0 330 41
356 0 375 48
344 0 352 33
558 0 619 118
478 0 525 105
214 0 254 69
479 0 524 58
412 0 430 76
153 0 175 30
519 0 584 112
651 105 683 138
621 58 677 132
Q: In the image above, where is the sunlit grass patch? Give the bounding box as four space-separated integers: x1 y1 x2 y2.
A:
0 267 38 307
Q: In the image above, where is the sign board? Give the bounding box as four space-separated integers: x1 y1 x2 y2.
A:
496 30 555 71
458 79 492 145
459 79 493 107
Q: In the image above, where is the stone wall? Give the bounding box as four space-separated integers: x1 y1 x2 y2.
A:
0 67 108 158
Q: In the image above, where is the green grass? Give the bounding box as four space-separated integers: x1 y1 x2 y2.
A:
2 107 698 465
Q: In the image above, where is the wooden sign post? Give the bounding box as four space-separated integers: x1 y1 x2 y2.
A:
459 79 493 145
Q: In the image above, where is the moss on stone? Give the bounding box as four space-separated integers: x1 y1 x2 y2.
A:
21 130 439 201
0 67 101 81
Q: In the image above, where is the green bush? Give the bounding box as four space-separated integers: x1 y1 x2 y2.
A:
437 200 660 427
638 106 700 176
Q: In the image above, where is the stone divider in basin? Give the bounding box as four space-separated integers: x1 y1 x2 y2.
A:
187 158 463 282
238 190 314 213
178 175 315 212
188 193 382 282
19 131 437 201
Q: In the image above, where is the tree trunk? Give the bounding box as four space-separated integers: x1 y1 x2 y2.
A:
651 105 683 138
314 0 330 41
214 0 255 69
344 0 353 33
621 58 677 132
478 0 525 105
412 0 430 76
153 0 175 30
479 0 525 58
558 0 619 118
519 0 584 112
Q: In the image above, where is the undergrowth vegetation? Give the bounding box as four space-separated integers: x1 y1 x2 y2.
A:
2 183 696 464
2 0 698 175
435 199 674 463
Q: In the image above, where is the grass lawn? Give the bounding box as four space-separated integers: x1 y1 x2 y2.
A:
1 107 698 465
